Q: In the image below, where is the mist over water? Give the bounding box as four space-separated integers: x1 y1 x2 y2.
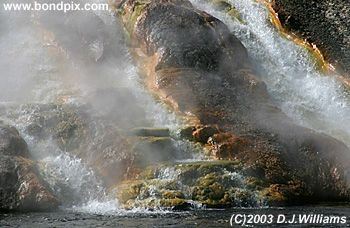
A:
191 0 350 147
0 0 186 213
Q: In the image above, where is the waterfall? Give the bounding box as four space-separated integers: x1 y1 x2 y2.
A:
2 0 350 215
190 0 350 147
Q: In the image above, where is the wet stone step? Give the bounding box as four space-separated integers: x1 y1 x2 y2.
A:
130 127 170 137
114 160 264 209
132 137 179 167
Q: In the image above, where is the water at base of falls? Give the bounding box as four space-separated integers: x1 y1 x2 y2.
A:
2 206 350 227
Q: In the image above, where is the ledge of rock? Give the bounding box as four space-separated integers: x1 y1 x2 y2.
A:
115 0 350 205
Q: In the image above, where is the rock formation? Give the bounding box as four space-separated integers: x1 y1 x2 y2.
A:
0 122 59 211
114 0 350 206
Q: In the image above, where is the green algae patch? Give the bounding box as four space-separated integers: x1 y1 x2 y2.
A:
244 176 267 190
114 160 263 209
179 126 195 141
208 0 244 23
160 198 190 209
227 7 244 23
259 181 307 206
116 180 146 204
118 0 150 35
162 190 185 199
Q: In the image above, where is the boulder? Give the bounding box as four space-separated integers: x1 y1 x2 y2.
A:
0 122 29 157
0 156 59 211
0 122 60 211
115 0 350 204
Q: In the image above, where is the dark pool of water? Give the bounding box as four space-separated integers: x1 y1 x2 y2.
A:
1 206 350 227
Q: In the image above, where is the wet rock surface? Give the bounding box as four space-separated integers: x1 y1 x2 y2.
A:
3 102 189 188
7 103 136 186
116 0 350 205
272 0 350 76
115 161 261 209
0 123 59 212
0 122 29 157
130 127 170 137
133 137 179 168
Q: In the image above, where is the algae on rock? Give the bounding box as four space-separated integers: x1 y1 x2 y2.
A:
114 160 263 209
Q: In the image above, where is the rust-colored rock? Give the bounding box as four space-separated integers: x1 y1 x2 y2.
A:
208 133 248 160
192 125 219 143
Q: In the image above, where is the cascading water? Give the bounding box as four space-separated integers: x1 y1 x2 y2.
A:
0 0 196 214
0 9 116 212
190 0 350 147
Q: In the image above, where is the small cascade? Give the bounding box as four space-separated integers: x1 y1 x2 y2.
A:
115 161 263 209
38 153 107 206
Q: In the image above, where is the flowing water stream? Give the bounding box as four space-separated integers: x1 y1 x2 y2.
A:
191 0 350 147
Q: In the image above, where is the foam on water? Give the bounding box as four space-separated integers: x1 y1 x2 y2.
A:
190 0 350 146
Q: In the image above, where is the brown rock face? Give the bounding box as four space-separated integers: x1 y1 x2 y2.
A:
116 0 350 203
208 132 248 160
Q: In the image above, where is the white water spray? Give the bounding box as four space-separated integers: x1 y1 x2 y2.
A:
0 0 188 214
191 0 350 146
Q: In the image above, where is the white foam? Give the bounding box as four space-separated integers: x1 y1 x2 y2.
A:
71 199 120 215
